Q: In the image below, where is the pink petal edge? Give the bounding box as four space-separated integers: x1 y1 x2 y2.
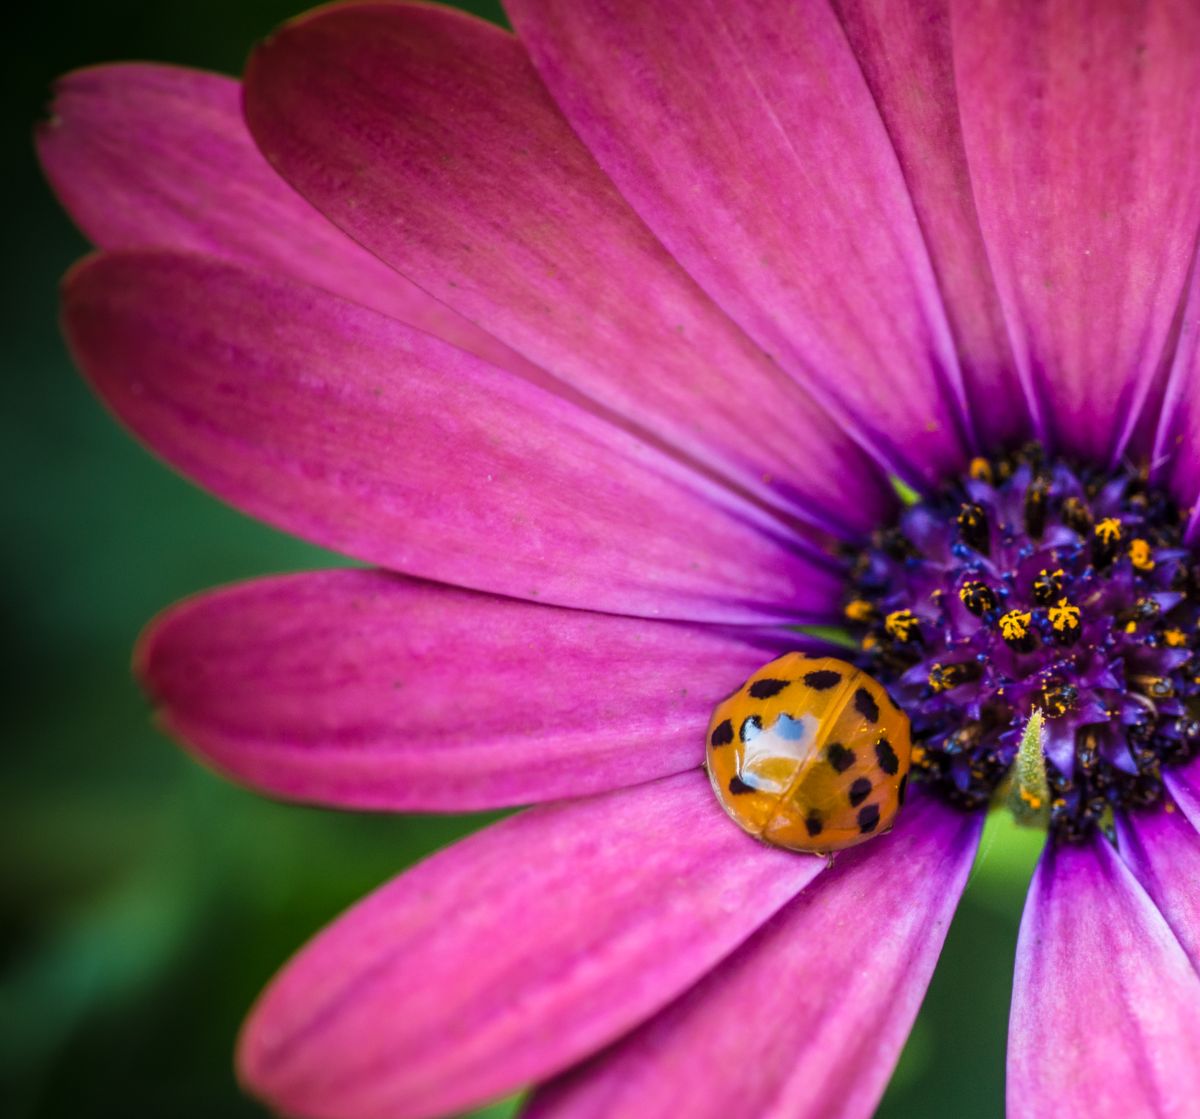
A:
952 0 1200 465
138 568 813 811
63 250 843 624
507 0 974 485
1008 837 1200 1119
238 770 826 1119
830 0 1030 450
1115 804 1200 976
241 2 894 538
526 790 982 1119
36 62 524 375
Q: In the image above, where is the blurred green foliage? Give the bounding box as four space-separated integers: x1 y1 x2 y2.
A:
3 2 1037 1116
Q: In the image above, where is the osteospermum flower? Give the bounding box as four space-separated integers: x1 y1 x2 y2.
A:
39 0 1200 1116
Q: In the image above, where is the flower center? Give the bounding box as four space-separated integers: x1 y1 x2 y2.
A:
844 446 1200 842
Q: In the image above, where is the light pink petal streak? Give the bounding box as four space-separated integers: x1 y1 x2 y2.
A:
830 0 1028 449
507 0 974 485
953 0 1200 464
1151 261 1200 544
1008 838 1200 1119
65 251 842 624
238 771 825 1119
526 791 981 1119
138 568 809 811
36 63 519 372
1116 805 1200 974
241 3 895 538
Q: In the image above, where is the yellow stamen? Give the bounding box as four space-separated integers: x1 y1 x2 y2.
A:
843 599 875 623
885 609 920 642
968 457 993 484
1164 628 1188 648
1128 538 1155 572
1047 597 1081 633
1095 517 1122 545
1000 610 1032 641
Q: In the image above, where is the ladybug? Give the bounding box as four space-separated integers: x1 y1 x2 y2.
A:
706 654 912 853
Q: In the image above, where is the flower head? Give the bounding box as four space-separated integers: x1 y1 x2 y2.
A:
39 1 1200 1118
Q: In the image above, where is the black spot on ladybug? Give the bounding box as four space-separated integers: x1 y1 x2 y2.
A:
804 812 823 837
854 687 880 723
858 804 881 833
848 777 872 807
897 773 908 805
802 669 842 690
729 776 755 795
710 719 734 747
740 715 762 742
748 678 789 699
875 737 900 775
827 743 856 773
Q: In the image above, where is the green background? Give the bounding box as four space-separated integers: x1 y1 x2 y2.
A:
3 2 1042 1115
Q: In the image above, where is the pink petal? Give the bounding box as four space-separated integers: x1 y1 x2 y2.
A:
952 0 1200 464
1151 262 1200 545
36 63 521 374
506 0 973 484
64 251 841 624
1115 805 1200 974
830 0 1029 449
525 790 981 1119
238 770 825 1119
1166 754 1200 830
241 3 895 537
138 567 805 811
1008 838 1200 1119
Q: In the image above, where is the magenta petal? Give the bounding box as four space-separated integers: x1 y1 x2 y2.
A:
1166 754 1200 830
238 771 825 1119
831 0 1029 449
64 251 840 624
138 568 804 811
36 63 522 374
1008 839 1200 1119
953 0 1200 464
241 3 895 536
1116 806 1200 974
506 0 973 484
525 791 981 1119
1152 264 1200 544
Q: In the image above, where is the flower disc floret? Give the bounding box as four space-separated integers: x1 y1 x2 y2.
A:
847 447 1200 842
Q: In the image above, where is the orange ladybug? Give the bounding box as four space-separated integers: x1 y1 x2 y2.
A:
706 654 912 853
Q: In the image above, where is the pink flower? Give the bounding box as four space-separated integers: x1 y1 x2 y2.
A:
39 2 1200 1118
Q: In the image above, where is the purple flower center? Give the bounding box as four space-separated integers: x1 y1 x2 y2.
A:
845 446 1200 842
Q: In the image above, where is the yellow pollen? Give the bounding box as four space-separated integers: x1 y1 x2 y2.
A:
910 746 927 765
1164 628 1188 648
1048 597 1081 633
1128 538 1155 571
885 609 919 642
1019 787 1043 810
1000 610 1032 640
843 599 875 623
861 633 879 651
1095 517 1122 544
1125 620 1138 634
968 457 993 483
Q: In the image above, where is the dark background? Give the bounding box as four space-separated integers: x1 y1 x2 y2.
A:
3 2 1043 1115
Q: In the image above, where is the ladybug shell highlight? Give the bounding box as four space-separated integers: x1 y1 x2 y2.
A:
706 653 911 853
